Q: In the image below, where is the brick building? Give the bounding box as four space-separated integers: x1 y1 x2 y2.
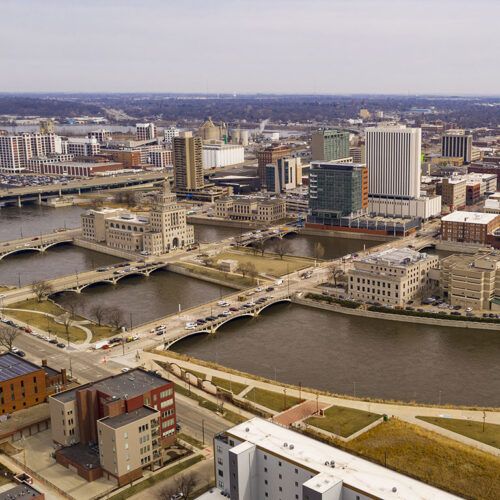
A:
0 353 68 415
50 368 176 486
257 145 291 187
441 211 500 244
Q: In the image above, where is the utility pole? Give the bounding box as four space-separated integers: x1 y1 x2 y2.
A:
299 381 302 401
483 411 486 432
202 419 205 445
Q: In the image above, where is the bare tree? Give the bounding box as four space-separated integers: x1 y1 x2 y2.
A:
31 281 54 302
107 307 126 331
313 242 325 260
246 262 258 282
65 294 81 320
238 262 250 278
159 472 198 500
255 239 266 257
0 324 19 352
276 239 289 260
90 304 106 326
61 313 73 345
328 265 344 287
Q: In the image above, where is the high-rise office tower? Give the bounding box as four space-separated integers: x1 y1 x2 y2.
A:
257 144 291 187
172 131 204 190
441 130 472 163
311 129 350 162
308 162 368 223
365 125 421 200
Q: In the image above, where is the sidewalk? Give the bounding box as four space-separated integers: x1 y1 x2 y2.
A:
145 351 500 457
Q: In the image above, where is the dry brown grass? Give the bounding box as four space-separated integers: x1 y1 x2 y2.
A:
343 419 500 499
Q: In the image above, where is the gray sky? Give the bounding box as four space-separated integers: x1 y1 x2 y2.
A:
1 0 499 94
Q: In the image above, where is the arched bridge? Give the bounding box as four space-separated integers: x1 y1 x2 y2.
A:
163 295 292 350
0 229 81 260
240 229 301 247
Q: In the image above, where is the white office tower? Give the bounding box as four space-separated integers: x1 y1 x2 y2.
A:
366 125 441 219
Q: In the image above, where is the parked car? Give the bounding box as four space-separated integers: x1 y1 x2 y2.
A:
57 343 65 348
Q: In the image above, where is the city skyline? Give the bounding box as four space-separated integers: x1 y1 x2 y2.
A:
1 0 499 94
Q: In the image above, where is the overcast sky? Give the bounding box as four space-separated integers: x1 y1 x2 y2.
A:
1 0 499 95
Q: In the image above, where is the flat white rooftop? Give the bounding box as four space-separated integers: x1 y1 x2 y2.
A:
358 247 430 266
442 211 499 224
227 418 459 500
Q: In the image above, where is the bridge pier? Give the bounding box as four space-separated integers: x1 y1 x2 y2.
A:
37 193 42 205
17 196 22 208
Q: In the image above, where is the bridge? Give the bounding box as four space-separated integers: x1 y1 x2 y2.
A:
163 295 292 350
0 260 170 305
238 228 301 247
0 171 168 206
0 229 82 260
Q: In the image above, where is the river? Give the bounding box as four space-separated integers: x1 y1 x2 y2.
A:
171 302 500 407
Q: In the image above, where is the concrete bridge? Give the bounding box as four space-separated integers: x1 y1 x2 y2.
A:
0 260 169 305
239 228 301 247
0 229 82 260
163 295 292 350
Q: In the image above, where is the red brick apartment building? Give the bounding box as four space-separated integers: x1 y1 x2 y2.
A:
49 368 176 486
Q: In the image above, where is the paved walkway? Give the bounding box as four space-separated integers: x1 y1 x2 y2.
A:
143 352 500 457
3 308 92 344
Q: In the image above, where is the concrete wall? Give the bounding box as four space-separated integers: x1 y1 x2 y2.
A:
301 227 392 242
293 297 500 331
166 263 246 290
73 238 138 260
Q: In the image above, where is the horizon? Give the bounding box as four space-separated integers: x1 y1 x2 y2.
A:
1 0 499 94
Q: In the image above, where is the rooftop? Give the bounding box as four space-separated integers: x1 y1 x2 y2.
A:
57 443 101 471
0 482 44 500
441 211 499 224
358 247 432 266
99 406 158 429
226 418 459 500
0 353 42 383
51 368 171 404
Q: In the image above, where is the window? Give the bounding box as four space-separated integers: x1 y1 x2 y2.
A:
279 474 282 479
218 469 223 477
127 464 130 471
124 432 128 439
218 481 224 489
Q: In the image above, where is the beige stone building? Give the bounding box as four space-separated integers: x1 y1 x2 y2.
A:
215 196 286 223
81 182 194 255
347 248 439 306
440 251 500 309
438 177 466 209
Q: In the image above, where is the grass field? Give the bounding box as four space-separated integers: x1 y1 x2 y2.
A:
175 262 254 287
87 324 117 342
244 387 302 412
178 433 204 449
306 405 381 438
343 418 500 500
217 250 311 276
417 416 500 450
11 298 77 317
5 309 86 343
212 376 248 395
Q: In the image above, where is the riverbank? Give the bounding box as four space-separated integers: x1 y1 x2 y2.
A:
296 294 500 331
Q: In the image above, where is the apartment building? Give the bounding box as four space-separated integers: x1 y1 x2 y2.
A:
257 145 291 187
173 132 204 191
148 149 173 168
215 196 286 223
0 132 61 172
440 211 500 244
63 137 100 156
440 251 500 310
211 417 459 500
0 353 68 415
50 368 176 486
88 129 112 143
347 248 439 306
136 123 157 141
163 126 180 147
